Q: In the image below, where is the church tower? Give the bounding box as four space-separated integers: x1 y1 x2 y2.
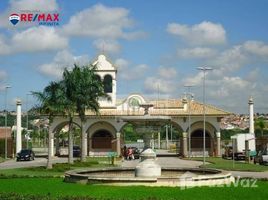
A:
92 54 117 107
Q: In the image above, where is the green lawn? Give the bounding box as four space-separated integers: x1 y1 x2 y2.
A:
0 178 267 200
189 157 268 172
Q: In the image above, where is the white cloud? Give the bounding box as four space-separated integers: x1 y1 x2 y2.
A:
206 76 256 110
143 66 179 94
177 47 217 58
211 45 248 73
0 70 8 80
144 77 177 94
243 40 268 57
0 0 58 28
63 4 143 40
182 71 204 86
0 26 68 55
0 35 11 55
115 58 148 80
11 26 68 52
246 68 259 82
93 39 121 54
167 21 226 45
157 66 177 79
0 70 8 91
38 50 89 79
10 0 58 12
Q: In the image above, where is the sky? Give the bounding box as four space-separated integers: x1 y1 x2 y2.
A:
0 0 268 114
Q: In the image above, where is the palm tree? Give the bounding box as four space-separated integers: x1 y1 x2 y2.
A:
32 81 66 169
63 64 109 161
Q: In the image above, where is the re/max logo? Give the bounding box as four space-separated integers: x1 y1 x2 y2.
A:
9 13 60 26
20 13 59 22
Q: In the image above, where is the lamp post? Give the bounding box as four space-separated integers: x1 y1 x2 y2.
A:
4 85 11 159
197 67 212 166
184 85 194 158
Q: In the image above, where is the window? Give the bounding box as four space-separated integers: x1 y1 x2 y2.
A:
103 75 113 93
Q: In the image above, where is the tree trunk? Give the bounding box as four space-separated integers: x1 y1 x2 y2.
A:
46 128 53 169
68 119 74 164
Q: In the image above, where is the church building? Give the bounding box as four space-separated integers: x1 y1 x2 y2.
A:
49 54 230 157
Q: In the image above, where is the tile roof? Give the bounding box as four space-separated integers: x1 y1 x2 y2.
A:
85 99 230 116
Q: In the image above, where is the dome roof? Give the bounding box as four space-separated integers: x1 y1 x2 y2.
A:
92 54 115 71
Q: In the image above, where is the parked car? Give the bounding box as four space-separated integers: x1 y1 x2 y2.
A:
16 149 35 161
56 146 81 157
254 149 268 165
73 145 81 157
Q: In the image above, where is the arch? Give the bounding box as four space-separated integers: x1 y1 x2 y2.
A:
92 129 113 149
103 74 113 93
95 74 101 82
188 121 217 156
87 121 117 138
87 121 117 152
170 121 184 139
188 121 217 138
191 129 211 149
52 121 81 134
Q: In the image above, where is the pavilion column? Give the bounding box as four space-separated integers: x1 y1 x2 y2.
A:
81 128 87 161
116 132 121 157
16 100 22 154
47 127 53 169
182 132 188 157
51 134 54 157
55 134 60 156
216 132 221 157
158 132 161 149
88 136 92 156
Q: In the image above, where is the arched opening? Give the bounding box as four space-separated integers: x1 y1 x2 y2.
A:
191 130 211 149
103 75 113 93
95 75 101 82
190 129 214 156
52 121 81 156
92 130 113 149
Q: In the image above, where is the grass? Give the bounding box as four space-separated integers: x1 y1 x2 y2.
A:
188 157 268 172
0 157 5 163
0 159 114 178
0 177 267 199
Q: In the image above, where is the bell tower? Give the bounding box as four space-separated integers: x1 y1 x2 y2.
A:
92 54 117 107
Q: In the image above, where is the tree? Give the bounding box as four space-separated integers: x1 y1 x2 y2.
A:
255 118 265 137
32 81 66 169
63 64 109 161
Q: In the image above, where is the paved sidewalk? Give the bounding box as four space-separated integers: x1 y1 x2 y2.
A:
230 171 268 179
0 157 70 170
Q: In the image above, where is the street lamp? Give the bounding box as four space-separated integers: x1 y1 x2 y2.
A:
184 85 194 158
197 67 212 166
4 85 11 159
